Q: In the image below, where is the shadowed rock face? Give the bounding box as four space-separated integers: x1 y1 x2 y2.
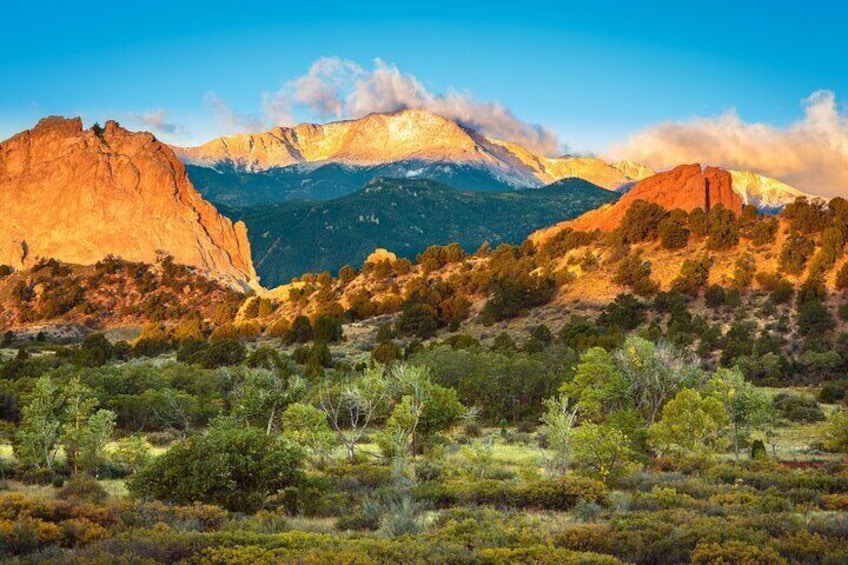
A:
0 117 257 289
530 164 744 244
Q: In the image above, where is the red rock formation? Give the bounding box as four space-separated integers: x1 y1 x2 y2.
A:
0 117 257 289
531 164 743 244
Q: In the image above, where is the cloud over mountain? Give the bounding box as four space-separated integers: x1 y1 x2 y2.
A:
125 110 189 139
611 90 848 198
261 57 560 156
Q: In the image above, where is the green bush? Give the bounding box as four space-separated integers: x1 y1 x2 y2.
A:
772 393 825 423
128 420 304 512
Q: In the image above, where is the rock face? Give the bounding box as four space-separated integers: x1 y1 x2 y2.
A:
0 117 257 289
173 109 652 190
365 248 399 265
531 164 744 243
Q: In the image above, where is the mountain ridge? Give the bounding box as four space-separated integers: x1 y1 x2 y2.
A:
173 109 653 193
226 176 617 286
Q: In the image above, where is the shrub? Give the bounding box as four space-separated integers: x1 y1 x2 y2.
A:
750 216 779 246
671 255 711 297
56 475 108 504
414 476 608 510
836 261 848 290
706 205 739 250
312 316 343 343
783 196 832 234
128 420 304 512
481 275 556 324
819 382 847 404
779 233 815 275
395 303 440 338
703 285 726 308
772 393 826 423
283 315 313 345
613 254 658 296
197 340 247 369
756 272 794 304
732 253 757 289
821 411 848 453
658 212 689 250
621 200 667 243
692 541 788 565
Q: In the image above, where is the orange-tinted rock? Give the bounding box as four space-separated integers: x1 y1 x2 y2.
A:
0 117 257 289
531 164 743 243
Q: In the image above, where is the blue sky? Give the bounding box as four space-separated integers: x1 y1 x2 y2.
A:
1 1 846 173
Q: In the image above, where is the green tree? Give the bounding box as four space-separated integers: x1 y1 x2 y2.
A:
564 337 701 426
732 253 757 289
658 211 689 250
61 378 99 475
705 368 775 460
281 402 335 458
228 366 303 435
283 315 313 345
778 233 815 275
615 337 703 424
313 315 344 343
562 347 629 422
111 436 151 474
77 409 117 475
706 205 739 250
671 254 711 297
378 364 464 461
821 410 848 452
613 253 659 296
128 419 304 512
571 423 636 485
648 388 728 456
319 367 391 460
13 376 63 471
540 392 578 475
750 216 779 246
74 333 115 367
621 200 668 243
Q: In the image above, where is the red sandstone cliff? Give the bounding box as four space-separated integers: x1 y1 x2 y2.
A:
0 117 257 289
531 164 743 244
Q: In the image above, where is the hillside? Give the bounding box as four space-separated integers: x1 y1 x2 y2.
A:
185 160 528 205
0 255 242 331
226 176 617 286
0 117 257 290
531 164 744 244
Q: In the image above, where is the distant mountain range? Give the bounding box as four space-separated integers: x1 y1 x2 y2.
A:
224 177 617 286
174 109 810 214
173 109 652 204
0 111 818 300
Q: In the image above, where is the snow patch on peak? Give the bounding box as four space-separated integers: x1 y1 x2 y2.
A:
729 170 811 212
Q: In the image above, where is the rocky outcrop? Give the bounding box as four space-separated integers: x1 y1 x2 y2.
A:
0 117 257 289
531 164 744 244
365 248 399 265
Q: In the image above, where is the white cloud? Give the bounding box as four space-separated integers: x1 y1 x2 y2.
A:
611 90 848 197
204 92 269 134
262 57 560 156
124 109 189 139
